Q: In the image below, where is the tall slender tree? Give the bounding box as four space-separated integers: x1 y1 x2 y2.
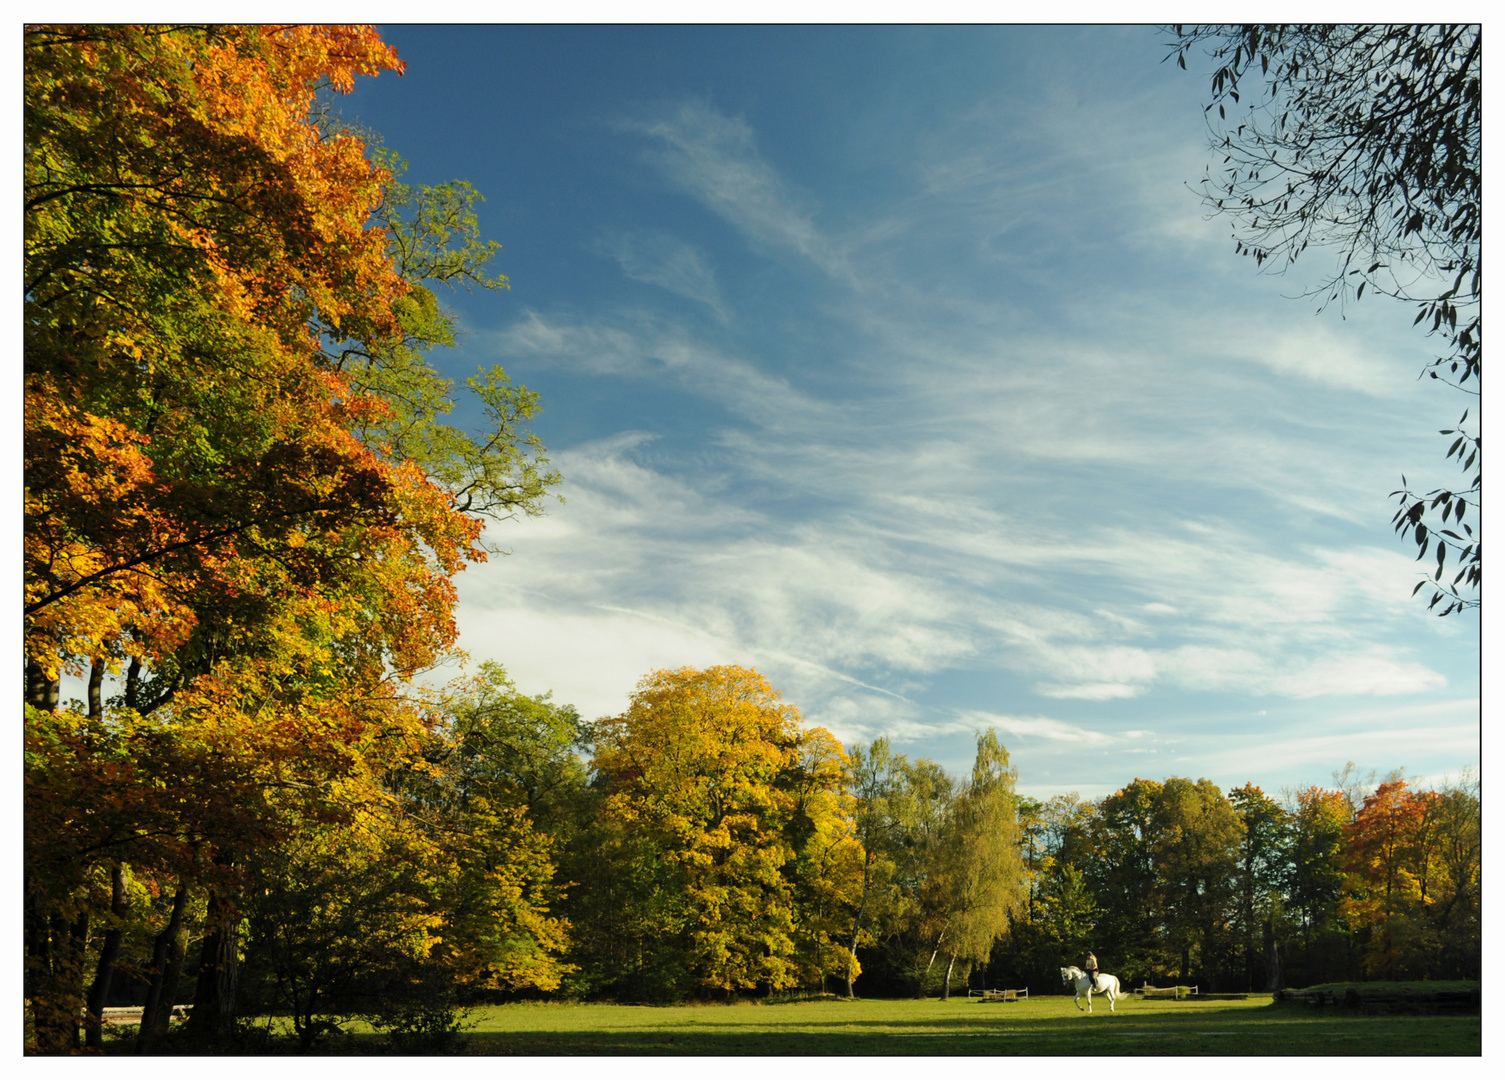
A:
926 730 1026 999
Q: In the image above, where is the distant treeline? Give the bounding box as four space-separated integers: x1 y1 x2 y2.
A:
978 767 1481 996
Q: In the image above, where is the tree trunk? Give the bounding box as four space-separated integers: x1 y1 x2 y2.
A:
1263 919 1283 991
189 901 239 1040
83 863 128 1049
124 657 141 712
190 927 221 1033
157 910 191 1034
137 884 189 1052
844 851 874 998
26 656 59 711
86 657 104 719
941 954 956 1000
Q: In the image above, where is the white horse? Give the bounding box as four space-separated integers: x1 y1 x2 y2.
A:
1060 965 1124 1013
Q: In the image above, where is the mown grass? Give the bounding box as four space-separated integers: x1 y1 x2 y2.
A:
103 990 1479 1055
419 993 1479 1056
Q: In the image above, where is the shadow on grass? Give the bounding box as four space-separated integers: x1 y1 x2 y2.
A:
458 1005 1481 1057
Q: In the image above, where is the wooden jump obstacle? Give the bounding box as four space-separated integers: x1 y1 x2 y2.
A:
1134 983 1197 1000
85 1005 192 1025
969 988 1028 1002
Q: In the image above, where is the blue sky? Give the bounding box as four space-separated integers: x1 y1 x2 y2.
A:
339 24 1480 800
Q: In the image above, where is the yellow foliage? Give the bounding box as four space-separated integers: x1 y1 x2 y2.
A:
592 666 860 993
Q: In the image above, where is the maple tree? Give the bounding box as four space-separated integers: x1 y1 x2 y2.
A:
1338 778 1462 979
24 23 560 1052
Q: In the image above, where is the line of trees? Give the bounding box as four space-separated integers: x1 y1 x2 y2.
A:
988 767 1480 994
36 628 1480 1048
458 664 1029 1006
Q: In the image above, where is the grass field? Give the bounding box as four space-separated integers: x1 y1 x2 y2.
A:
397 993 1480 1056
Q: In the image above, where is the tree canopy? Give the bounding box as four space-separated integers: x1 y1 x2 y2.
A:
23 23 562 1052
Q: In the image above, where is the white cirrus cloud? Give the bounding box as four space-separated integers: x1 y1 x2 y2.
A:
1272 647 1449 698
1036 682 1144 701
626 100 852 281
958 710 1139 749
490 310 823 429
593 230 729 320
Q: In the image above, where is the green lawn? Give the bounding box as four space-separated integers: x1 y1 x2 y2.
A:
418 993 1480 1056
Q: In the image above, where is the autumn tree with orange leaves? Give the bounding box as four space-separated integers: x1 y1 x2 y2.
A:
24 24 560 1052
1339 776 1478 980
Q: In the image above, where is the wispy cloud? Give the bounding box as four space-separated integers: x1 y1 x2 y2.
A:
1037 682 1144 701
627 101 853 280
1272 647 1450 698
593 230 729 320
959 710 1144 749
490 310 823 429
453 70 1474 798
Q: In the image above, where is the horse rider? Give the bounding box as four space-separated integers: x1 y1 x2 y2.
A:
1083 951 1099 992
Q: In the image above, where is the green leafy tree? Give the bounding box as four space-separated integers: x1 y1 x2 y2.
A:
1283 784 1352 984
1150 778 1243 987
925 731 1027 999
841 737 911 997
882 756 957 995
242 694 575 1048
1428 771 1480 978
1087 779 1165 981
338 151 561 530
1228 783 1290 989
442 661 590 840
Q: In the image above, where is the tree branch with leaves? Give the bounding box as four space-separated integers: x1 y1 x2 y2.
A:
1169 24 1479 614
